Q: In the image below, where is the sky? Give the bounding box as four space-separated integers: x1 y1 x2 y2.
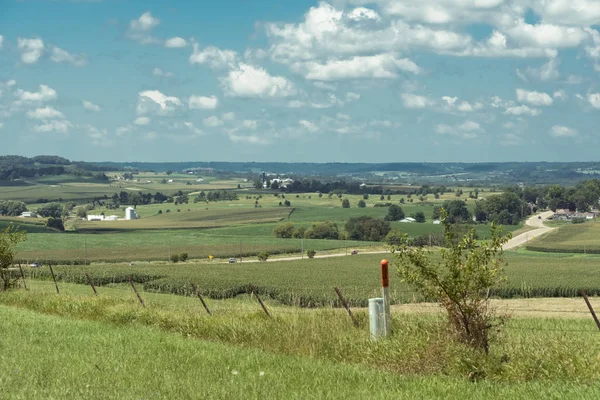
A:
1 0 600 163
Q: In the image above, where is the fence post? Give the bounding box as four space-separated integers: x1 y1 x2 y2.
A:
128 276 145 307
191 283 211 315
249 284 270 317
580 289 600 332
86 273 98 296
48 264 59 294
17 263 28 290
335 287 359 328
381 259 391 336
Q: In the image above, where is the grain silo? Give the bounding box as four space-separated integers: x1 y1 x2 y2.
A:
125 207 138 220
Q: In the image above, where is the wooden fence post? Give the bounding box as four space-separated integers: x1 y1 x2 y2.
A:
128 276 145 307
580 289 600 332
86 273 98 296
335 287 359 328
191 283 211 315
249 284 270 317
18 263 28 290
48 264 59 294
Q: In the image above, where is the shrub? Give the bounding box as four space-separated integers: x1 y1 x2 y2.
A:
46 217 64 232
306 249 316 258
385 204 405 221
414 211 426 223
572 218 586 224
292 227 306 238
170 254 180 263
179 253 188 262
0 224 27 290
345 216 391 242
257 252 269 262
157 210 163 214
274 223 295 238
304 221 339 240
341 199 350 208
357 200 366 208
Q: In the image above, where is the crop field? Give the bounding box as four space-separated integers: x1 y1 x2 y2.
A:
25 251 600 307
526 220 600 254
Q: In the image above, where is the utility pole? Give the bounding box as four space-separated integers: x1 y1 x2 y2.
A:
240 241 243 263
301 237 304 259
84 237 87 266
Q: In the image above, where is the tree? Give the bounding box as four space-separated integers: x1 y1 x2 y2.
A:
342 199 350 208
36 203 63 219
292 227 306 238
414 211 426 223
384 229 404 247
257 252 270 262
399 198 405 204
304 221 339 239
441 200 471 223
46 217 64 231
271 181 280 190
179 253 189 262
274 223 295 238
306 249 316 258
345 216 391 242
0 224 27 290
384 204 405 221
170 254 180 263
391 210 511 353
380 195 385 201
357 199 366 208
0 200 27 216
76 208 87 219
363 193 369 200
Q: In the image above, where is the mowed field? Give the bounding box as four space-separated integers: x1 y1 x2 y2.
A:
26 251 600 307
526 220 600 253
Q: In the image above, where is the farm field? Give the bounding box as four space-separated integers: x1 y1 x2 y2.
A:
27 251 600 307
526 220 600 254
1 287 599 397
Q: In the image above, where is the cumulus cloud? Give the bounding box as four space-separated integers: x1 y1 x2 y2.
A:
83 100 101 112
553 90 566 100
296 53 420 81
127 12 160 44
189 43 237 69
33 120 72 134
299 119 319 133
505 104 542 116
17 37 45 64
27 106 64 120
183 121 203 136
401 93 434 108
442 96 482 112
50 47 87 67
227 132 270 145
134 117 150 125
516 89 553 106
188 95 219 110
203 115 224 127
0 35 4 49
516 59 560 82
85 124 111 147
15 85 57 103
589 93 600 109
550 125 578 137
152 68 174 77
136 90 183 115
164 37 188 48
220 63 295 98
435 120 482 139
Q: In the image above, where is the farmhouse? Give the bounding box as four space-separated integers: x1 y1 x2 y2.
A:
87 214 105 221
400 217 416 223
20 211 36 218
552 209 597 221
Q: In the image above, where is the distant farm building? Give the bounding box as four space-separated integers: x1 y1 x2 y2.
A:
432 219 441 224
87 214 105 221
125 207 139 220
21 211 36 218
105 215 119 221
552 209 597 221
400 217 416 223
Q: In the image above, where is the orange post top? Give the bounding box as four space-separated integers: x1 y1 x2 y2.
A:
381 259 389 288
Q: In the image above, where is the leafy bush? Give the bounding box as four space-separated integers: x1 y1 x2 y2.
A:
346 216 391 242
274 223 295 238
572 218 586 224
304 221 339 240
384 204 405 221
179 253 188 262
292 227 306 238
341 199 350 208
306 250 316 258
357 200 366 208
37 203 63 219
257 252 269 262
46 217 64 232
170 254 180 263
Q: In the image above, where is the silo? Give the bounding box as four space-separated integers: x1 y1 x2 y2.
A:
125 207 136 220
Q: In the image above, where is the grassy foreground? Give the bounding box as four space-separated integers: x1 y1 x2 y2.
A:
2 305 599 399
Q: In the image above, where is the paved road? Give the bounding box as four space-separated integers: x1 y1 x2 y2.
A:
502 210 555 250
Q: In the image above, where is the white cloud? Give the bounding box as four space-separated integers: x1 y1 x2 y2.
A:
152 68 174 77
435 119 482 139
83 100 101 112
314 81 337 91
183 121 203 136
553 90 566 100
516 89 553 106
401 93 434 108
589 93 600 109
531 1 600 26
27 106 64 120
85 124 111 146
17 37 45 64
550 125 578 137
0 35 3 49
220 63 295 98
222 112 235 121
242 120 258 130
134 117 150 125
345 92 360 102
564 75 583 84
504 20 589 49
127 12 160 44
228 132 270 145
451 31 558 58
0 122 3 129
287 100 305 108
337 113 350 120
33 120 72 134
299 119 319 132
189 43 237 69
505 105 542 116
297 53 420 81
50 47 87 67
203 115 223 127
188 95 219 110
347 7 381 21
136 90 183 115
442 96 482 112
164 37 188 48
116 125 132 136
517 59 560 82
15 85 57 102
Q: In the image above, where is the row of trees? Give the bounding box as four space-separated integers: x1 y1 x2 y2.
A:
511 180 600 212
0 200 27 216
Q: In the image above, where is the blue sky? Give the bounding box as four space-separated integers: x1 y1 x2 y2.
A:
1 0 600 163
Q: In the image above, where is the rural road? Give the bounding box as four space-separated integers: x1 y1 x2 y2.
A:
229 211 556 264
502 210 555 250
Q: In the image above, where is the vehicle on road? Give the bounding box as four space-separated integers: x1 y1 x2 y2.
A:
228 258 236 263
29 262 41 268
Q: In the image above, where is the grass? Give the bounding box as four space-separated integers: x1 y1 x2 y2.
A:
526 220 600 254
24 251 600 307
2 288 600 390
3 304 599 399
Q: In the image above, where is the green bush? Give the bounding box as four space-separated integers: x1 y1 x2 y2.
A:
179 253 188 262
306 250 316 258
170 254 180 263
257 252 269 262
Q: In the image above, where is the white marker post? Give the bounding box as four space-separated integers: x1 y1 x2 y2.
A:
381 259 391 336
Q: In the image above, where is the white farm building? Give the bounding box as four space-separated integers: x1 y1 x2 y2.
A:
125 207 139 220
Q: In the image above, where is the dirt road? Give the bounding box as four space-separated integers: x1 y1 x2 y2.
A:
502 210 555 250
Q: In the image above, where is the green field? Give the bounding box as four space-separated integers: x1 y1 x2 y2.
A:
527 220 600 254
1 286 599 398
25 251 600 307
